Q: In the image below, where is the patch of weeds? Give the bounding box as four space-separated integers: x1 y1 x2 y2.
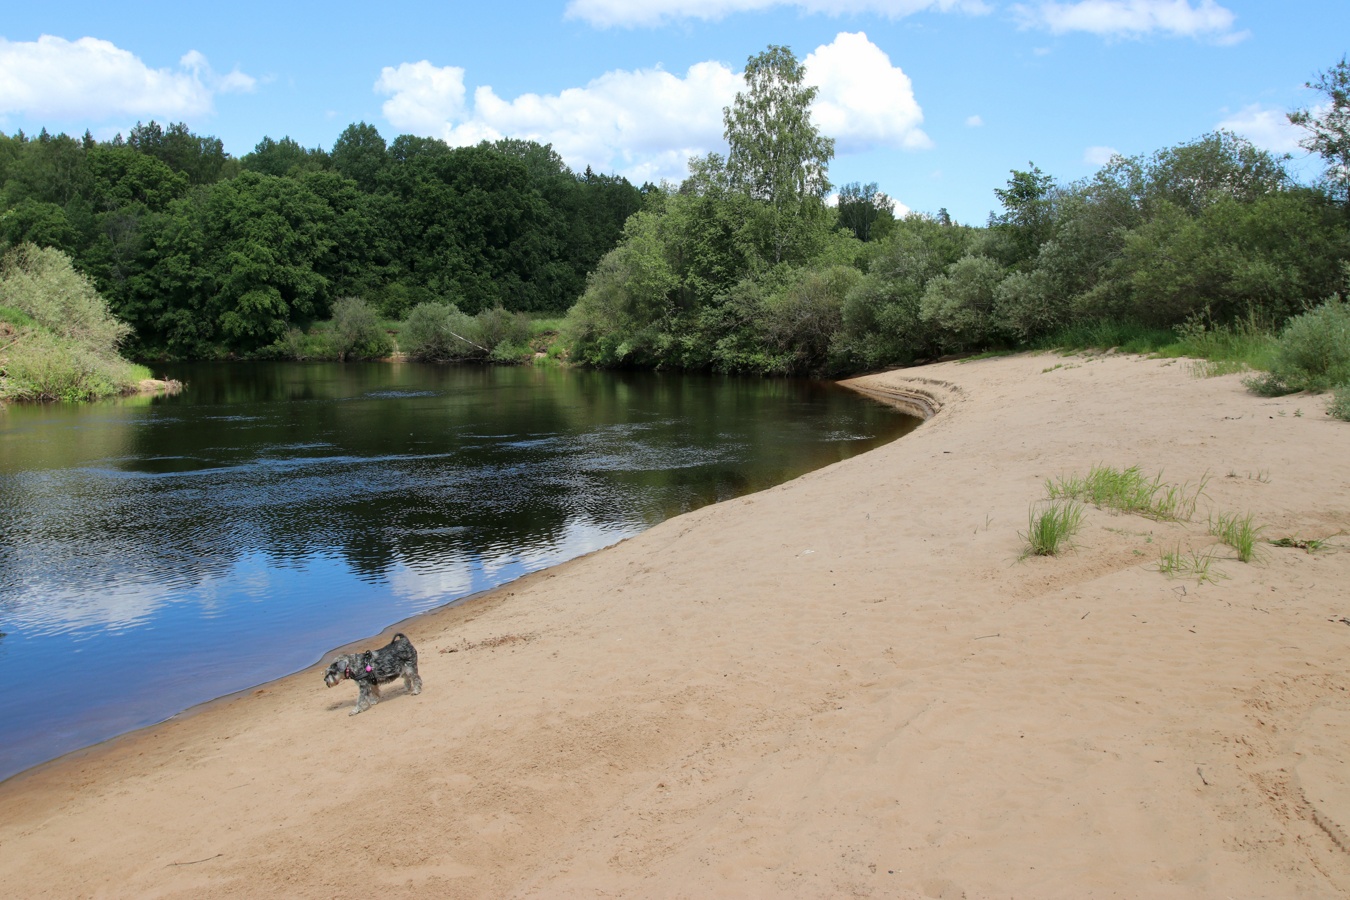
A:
1209 511 1264 563
1156 545 1226 584
1269 532 1342 553
1330 385 1350 422
1021 500 1085 557
1047 464 1207 521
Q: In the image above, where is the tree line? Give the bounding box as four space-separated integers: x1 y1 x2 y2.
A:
0 121 646 358
565 50 1350 379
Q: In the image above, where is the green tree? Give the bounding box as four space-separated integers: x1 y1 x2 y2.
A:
1289 56 1350 203
331 123 388 192
724 45 835 263
835 182 894 243
990 164 1056 268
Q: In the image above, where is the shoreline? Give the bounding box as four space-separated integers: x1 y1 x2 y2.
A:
2 352 1348 897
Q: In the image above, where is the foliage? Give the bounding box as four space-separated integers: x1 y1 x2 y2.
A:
920 254 1007 351
401 302 483 361
1 122 643 358
0 243 129 353
0 243 145 401
835 182 894 243
1329 385 1350 421
330 296 393 360
1289 55 1350 203
724 45 834 264
1245 295 1350 394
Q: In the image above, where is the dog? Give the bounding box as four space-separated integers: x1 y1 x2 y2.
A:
323 633 423 715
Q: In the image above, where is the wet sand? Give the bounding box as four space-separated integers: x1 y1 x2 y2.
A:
2 352 1348 898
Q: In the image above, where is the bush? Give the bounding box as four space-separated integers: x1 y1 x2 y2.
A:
402 302 482 361
1330 385 1350 421
0 243 130 355
1245 297 1350 395
330 296 393 360
757 265 861 375
0 244 145 401
920 254 1007 351
474 306 532 356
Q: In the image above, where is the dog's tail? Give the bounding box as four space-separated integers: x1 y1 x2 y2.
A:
391 633 416 660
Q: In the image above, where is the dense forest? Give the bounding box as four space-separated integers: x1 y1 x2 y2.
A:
2 47 1348 397
0 121 645 358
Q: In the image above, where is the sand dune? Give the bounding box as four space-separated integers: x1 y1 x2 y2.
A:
2 352 1348 898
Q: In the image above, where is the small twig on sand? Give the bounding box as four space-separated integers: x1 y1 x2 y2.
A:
167 853 222 867
1196 767 1210 786
973 633 1001 640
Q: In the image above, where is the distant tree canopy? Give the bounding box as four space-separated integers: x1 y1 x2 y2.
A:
564 47 1350 378
0 120 646 357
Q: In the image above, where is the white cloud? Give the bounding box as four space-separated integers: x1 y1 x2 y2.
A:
807 32 931 152
377 32 930 184
1083 144 1119 166
0 35 255 121
1217 103 1307 156
1013 0 1247 42
566 0 990 28
966 114 984 127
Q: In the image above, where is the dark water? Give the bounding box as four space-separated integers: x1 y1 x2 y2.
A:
0 362 919 781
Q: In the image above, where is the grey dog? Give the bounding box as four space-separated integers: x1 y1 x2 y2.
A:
323 633 423 715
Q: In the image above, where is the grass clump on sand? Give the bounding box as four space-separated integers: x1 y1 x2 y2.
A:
1021 500 1085 557
1156 545 1226 584
1046 465 1207 521
1209 511 1264 563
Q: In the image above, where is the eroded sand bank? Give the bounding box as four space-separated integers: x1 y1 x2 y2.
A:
2 353 1348 898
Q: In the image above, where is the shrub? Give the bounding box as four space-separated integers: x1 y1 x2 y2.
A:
402 302 482 361
1331 385 1350 421
920 254 1007 351
0 244 145 401
474 306 532 355
0 243 130 355
330 296 393 360
1245 296 1350 395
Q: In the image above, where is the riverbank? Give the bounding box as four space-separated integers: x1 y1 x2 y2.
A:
3 352 1348 898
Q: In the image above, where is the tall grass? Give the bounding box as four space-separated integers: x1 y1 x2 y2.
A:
1209 511 1264 562
1046 465 1207 521
1156 545 1225 583
1021 500 1085 557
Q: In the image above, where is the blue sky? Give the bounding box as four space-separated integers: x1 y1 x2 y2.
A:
1 1 1346 223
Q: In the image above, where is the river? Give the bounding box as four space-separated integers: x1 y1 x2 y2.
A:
0 361 919 781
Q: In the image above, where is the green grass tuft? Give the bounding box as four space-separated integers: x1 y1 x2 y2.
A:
1047 465 1207 521
1021 500 1085 557
1209 511 1264 563
1156 544 1226 583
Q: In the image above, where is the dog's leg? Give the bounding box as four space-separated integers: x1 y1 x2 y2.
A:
352 681 379 715
405 666 423 696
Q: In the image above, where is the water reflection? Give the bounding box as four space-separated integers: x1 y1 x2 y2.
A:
0 362 919 780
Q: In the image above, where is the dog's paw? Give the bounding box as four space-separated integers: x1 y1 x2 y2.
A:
349 707 363 716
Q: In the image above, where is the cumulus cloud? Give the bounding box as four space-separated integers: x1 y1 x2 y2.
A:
1217 103 1308 156
806 32 931 152
377 32 929 184
966 114 984 127
1083 144 1119 166
565 0 990 28
0 35 254 122
1012 0 1247 42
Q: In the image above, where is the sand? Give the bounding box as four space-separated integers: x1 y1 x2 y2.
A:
2 352 1349 899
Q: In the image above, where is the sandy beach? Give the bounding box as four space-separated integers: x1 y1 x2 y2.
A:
2 352 1348 898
